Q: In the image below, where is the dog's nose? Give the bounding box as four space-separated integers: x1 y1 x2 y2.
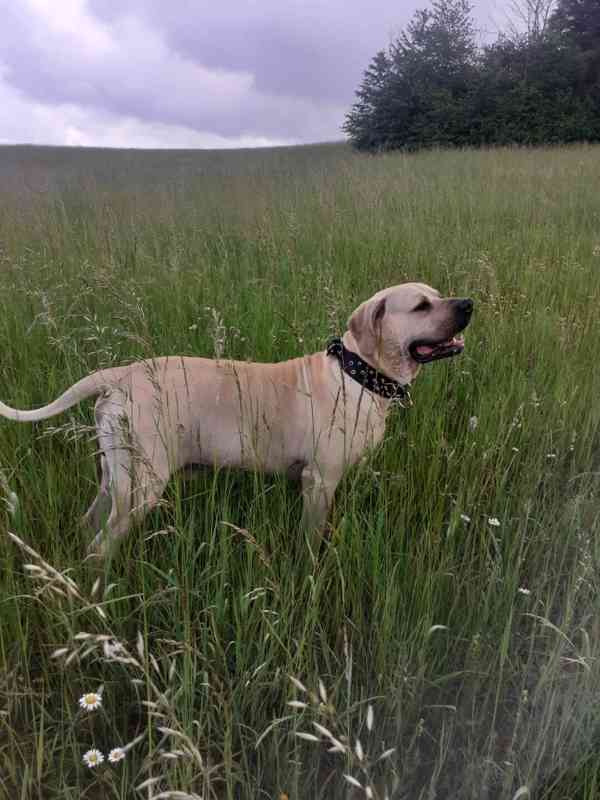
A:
457 298 473 316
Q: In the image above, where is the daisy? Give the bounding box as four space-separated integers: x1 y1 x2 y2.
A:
488 517 501 527
108 747 125 763
518 587 531 596
83 749 104 768
79 691 102 712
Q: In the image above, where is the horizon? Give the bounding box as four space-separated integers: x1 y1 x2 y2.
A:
0 138 346 152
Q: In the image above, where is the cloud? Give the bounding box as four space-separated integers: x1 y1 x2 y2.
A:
0 0 501 148
0 66 295 149
88 0 402 105
0 0 347 144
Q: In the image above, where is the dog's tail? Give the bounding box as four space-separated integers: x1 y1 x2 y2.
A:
0 367 128 423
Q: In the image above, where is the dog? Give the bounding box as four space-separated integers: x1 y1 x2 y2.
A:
0 283 472 560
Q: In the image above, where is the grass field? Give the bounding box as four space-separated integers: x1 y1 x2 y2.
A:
1 142 600 799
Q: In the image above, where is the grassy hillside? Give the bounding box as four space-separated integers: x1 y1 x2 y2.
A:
1 142 600 799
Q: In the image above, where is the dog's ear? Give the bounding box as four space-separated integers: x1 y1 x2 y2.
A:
348 296 386 358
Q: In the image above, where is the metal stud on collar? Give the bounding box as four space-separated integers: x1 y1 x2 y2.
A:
326 338 411 406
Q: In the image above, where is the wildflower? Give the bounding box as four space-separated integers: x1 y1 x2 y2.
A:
79 691 102 712
460 513 471 523
108 747 125 763
83 749 104 768
488 517 501 527
518 587 531 596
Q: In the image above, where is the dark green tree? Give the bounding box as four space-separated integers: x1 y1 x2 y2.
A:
343 50 393 150
344 0 479 150
474 33 589 144
550 0 600 93
345 0 600 151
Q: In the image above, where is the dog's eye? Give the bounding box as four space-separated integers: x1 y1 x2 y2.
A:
412 299 432 312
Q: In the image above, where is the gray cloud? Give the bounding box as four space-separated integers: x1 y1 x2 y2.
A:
88 0 404 105
0 0 504 148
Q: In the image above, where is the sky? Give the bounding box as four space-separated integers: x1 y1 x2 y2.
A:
0 0 508 150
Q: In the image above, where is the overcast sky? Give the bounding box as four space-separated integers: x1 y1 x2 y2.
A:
0 0 508 149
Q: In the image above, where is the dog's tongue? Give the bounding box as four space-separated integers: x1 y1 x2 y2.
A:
415 336 461 357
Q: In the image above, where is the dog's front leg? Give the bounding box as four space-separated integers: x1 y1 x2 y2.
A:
300 465 341 554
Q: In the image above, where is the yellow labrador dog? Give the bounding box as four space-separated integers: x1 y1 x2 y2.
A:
0 282 472 559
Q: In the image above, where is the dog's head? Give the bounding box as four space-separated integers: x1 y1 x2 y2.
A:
346 282 473 384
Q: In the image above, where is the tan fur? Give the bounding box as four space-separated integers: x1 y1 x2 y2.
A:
0 282 470 560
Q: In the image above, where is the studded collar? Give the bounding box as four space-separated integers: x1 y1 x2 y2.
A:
326 337 411 404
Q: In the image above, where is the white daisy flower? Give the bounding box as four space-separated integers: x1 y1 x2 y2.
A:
83 748 104 768
488 517 501 527
460 513 471 523
108 747 125 763
518 587 531 596
79 691 102 712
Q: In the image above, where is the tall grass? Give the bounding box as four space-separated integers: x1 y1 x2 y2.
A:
1 142 600 799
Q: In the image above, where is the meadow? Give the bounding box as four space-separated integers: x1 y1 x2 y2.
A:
1 141 600 799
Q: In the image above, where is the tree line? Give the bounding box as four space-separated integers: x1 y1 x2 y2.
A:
344 0 600 150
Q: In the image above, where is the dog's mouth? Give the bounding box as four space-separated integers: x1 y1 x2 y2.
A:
409 334 465 364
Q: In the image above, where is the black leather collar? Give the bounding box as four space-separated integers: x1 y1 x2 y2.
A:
326 337 411 404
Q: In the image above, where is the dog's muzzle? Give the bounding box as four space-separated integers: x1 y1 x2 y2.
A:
409 298 474 364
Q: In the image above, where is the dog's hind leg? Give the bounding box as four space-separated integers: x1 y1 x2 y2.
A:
87 458 133 560
130 461 170 530
81 453 111 533
85 394 176 562
87 450 171 561
86 406 134 561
